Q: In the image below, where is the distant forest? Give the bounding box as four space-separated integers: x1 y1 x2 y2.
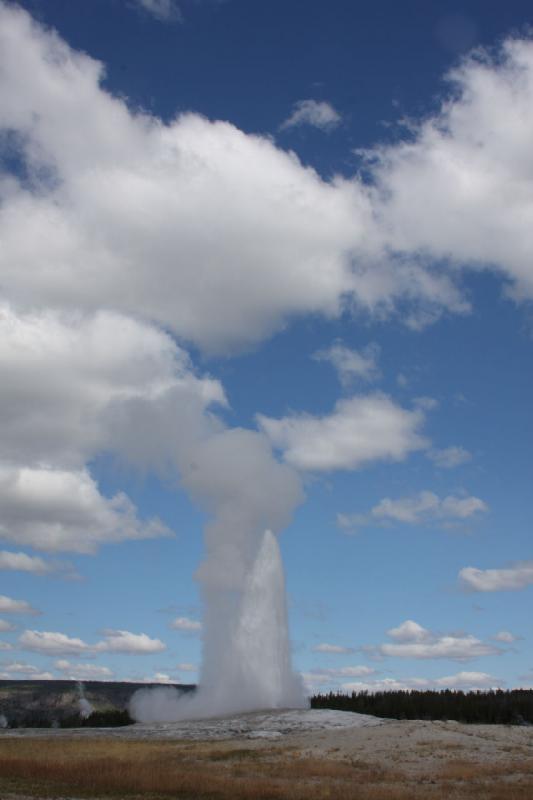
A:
311 689 533 725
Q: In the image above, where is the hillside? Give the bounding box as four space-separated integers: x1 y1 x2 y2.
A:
0 680 195 728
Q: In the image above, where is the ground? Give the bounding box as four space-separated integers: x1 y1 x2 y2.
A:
1 709 532 798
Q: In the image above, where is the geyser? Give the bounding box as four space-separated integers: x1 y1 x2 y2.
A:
77 682 93 719
131 529 305 722
203 528 303 712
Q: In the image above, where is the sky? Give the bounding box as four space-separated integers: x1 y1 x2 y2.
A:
0 0 532 695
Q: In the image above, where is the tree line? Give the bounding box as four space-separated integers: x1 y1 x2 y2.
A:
311 689 533 724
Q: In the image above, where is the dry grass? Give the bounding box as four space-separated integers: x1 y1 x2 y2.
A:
0 737 532 800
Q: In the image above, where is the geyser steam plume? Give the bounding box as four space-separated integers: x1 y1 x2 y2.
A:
122 394 306 720
132 528 306 722
77 682 93 719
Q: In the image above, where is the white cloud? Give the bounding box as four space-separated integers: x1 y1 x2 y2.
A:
387 620 431 642
258 394 427 472
0 5 376 355
19 630 92 656
312 643 355 654
0 465 172 554
281 99 342 132
170 616 202 632
0 642 13 651
459 561 533 592
338 490 487 532
370 37 533 306
19 628 166 655
55 659 114 680
0 550 70 575
98 629 166 654
366 620 502 661
433 671 502 689
312 342 380 386
134 0 181 22
492 630 519 643
0 595 39 615
377 637 498 660
341 671 502 693
0 305 226 553
428 446 472 468
1 661 50 676
0 4 472 359
0 619 16 632
341 677 428 692
152 672 173 683
0 661 53 679
0 305 224 470
129 671 175 684
2 6 533 358
301 665 376 693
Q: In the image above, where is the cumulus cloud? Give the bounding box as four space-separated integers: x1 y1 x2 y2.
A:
312 643 355 654
0 3 477 360
387 620 431 642
1 661 53 678
369 37 533 305
0 305 224 470
19 630 92 656
341 671 502 693
365 620 503 661
1 6 533 358
0 619 16 632
0 4 374 355
98 629 166 654
0 661 53 680
0 595 40 615
428 446 472 468
19 628 166 656
0 304 226 553
280 99 342 132
301 665 376 693
134 0 181 22
338 490 487 532
170 616 202 632
0 465 172 554
459 561 533 591
0 550 74 576
258 394 427 472
312 342 380 386
55 659 114 680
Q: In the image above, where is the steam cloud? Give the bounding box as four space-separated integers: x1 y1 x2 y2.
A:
77 682 94 719
132 528 306 721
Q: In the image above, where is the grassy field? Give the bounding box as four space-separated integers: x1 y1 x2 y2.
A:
1 737 533 800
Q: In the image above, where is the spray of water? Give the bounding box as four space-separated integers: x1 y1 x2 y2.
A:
117 390 306 721
77 682 94 719
0 713 7 728
131 528 306 722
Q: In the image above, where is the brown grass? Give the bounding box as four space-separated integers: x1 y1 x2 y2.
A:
0 737 532 800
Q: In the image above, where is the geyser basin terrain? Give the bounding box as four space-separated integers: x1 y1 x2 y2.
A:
0 708 385 740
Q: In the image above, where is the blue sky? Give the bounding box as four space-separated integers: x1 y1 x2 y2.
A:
0 0 532 694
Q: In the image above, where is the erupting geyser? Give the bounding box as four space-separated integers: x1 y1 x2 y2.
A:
77 682 94 719
131 529 306 722
203 529 303 713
